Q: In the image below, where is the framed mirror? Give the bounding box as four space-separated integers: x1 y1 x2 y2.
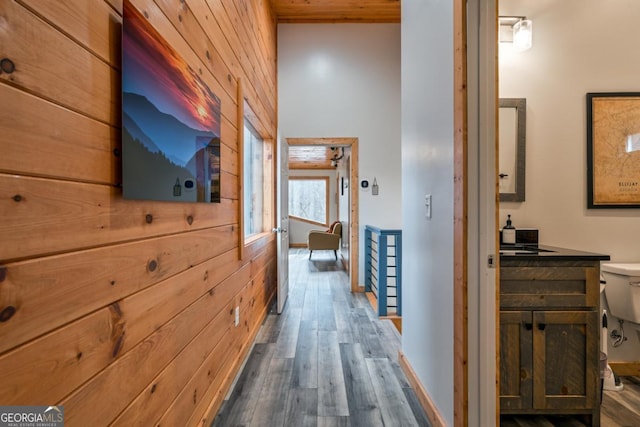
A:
499 98 526 202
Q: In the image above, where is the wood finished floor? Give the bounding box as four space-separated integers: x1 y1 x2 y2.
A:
214 249 640 426
600 376 640 426
500 377 640 427
213 249 430 427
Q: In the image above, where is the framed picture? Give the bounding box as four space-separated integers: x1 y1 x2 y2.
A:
587 92 640 208
122 0 221 203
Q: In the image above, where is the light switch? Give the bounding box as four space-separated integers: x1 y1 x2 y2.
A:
425 194 432 219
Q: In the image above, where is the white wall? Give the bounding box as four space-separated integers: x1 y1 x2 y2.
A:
499 0 640 364
499 0 640 262
288 168 338 245
401 0 455 424
277 24 402 283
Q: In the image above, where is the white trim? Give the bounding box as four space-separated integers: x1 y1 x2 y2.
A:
467 0 498 425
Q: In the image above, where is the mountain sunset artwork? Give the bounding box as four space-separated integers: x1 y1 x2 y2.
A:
122 0 221 203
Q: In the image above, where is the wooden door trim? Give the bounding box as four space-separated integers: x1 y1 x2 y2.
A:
286 137 359 293
454 0 469 425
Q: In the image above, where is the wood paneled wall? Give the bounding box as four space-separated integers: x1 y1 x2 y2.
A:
0 0 277 425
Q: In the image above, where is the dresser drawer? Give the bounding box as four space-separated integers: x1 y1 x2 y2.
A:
500 266 599 309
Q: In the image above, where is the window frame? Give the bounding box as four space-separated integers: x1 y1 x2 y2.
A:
243 119 266 239
237 81 274 259
288 176 330 228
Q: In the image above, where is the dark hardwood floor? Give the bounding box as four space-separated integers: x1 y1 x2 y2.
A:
214 248 640 426
500 376 640 427
601 376 640 427
213 248 430 427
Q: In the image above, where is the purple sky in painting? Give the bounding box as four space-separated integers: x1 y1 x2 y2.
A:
122 1 221 135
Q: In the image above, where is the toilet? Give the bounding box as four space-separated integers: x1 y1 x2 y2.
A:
601 263 640 324
599 263 640 392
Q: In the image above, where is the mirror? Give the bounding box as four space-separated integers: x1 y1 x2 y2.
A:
499 98 526 202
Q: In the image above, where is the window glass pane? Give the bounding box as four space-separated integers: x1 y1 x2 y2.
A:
289 178 327 225
244 121 264 237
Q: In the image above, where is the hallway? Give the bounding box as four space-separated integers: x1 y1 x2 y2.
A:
213 249 430 426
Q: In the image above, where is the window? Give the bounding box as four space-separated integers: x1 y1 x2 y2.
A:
288 177 329 226
243 120 265 238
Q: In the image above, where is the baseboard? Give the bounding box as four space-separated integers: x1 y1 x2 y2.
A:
340 255 348 271
386 316 402 334
609 361 640 377
398 351 447 427
289 243 308 248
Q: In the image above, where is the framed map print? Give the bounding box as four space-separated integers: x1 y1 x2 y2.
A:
587 92 640 208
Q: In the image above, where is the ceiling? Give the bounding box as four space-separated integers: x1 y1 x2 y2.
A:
289 146 338 169
269 0 401 23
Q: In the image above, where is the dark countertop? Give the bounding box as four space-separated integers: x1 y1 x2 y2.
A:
499 244 610 261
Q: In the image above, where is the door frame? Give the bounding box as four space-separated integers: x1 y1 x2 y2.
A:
455 0 499 424
286 137 360 293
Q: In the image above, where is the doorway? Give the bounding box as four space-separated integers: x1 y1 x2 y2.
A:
286 137 360 293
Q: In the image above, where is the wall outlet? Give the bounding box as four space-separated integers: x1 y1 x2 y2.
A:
234 306 240 327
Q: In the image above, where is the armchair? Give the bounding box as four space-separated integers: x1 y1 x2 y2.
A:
307 222 342 260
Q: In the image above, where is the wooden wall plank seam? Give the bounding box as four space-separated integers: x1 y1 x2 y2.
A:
0 229 237 354
0 0 277 424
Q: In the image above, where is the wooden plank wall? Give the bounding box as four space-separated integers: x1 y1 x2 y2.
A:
0 0 277 425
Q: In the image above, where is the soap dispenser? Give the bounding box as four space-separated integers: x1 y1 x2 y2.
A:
502 214 516 244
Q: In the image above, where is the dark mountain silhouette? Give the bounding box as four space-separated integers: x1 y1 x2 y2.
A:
122 126 221 203
122 125 197 201
122 91 219 167
122 111 161 155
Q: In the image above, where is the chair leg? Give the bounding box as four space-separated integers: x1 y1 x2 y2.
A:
334 250 337 260
309 250 312 260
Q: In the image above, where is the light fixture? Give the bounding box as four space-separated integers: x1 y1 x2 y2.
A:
499 16 533 51
330 147 344 167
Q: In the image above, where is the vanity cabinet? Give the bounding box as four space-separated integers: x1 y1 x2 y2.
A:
499 250 608 426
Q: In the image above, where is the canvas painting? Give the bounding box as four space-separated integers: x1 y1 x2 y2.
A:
122 0 221 203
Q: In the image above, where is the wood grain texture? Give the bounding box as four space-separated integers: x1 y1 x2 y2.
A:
502 379 640 426
453 0 469 425
0 0 277 425
0 84 117 184
284 388 318 427
292 320 319 388
340 343 384 426
249 357 294 426
0 0 117 123
500 259 602 425
366 357 420 426
215 249 429 426
59 268 247 425
610 362 640 377
0 174 237 262
270 0 400 23
318 330 350 416
0 229 237 354
110 301 236 426
214 343 276 426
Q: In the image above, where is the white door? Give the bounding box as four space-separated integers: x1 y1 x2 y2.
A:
274 138 289 314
